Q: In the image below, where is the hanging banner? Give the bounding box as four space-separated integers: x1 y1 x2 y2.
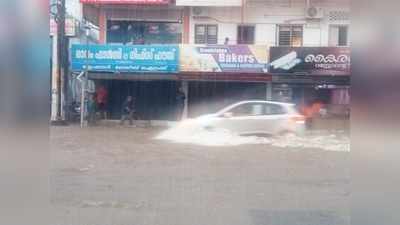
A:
180 45 269 73
269 47 351 75
80 0 169 4
70 44 179 73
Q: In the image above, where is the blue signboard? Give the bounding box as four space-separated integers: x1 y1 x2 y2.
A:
71 44 179 73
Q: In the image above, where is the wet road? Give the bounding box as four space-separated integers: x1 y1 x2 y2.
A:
51 125 350 225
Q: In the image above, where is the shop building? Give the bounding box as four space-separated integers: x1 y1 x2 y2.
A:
181 0 350 118
78 0 188 120
269 46 350 118
74 0 350 122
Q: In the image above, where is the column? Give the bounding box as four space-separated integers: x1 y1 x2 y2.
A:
51 35 59 121
266 81 272 101
182 81 189 119
99 8 106 44
182 6 190 44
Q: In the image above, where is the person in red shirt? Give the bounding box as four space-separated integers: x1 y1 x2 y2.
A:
96 85 108 120
300 100 324 129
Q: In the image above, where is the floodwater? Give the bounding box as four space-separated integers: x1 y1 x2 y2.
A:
51 125 350 225
156 121 350 152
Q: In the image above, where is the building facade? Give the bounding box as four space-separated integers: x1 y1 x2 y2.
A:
50 0 100 121
74 0 350 121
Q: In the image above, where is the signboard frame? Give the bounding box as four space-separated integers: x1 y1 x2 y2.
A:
180 45 269 73
70 44 179 73
269 47 351 75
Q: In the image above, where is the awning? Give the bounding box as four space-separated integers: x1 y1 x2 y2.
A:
179 72 272 83
88 72 178 81
272 74 350 85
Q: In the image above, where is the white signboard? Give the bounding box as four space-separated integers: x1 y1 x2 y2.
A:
176 0 242 6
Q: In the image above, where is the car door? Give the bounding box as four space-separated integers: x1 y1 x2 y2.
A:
255 103 288 134
215 103 265 134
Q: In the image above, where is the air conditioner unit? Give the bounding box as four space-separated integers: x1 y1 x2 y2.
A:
305 6 324 19
192 7 209 17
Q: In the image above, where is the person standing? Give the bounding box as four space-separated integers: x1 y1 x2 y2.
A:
120 96 135 126
87 94 97 126
176 87 186 121
96 85 108 120
224 37 230 45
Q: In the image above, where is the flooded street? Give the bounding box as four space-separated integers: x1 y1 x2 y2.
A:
51 125 350 225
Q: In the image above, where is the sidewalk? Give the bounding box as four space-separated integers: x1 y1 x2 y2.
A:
89 117 350 132
94 119 177 128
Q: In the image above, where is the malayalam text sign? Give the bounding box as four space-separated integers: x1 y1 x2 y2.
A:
269 47 350 75
71 44 179 73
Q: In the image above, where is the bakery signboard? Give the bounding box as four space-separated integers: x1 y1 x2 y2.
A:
180 45 269 73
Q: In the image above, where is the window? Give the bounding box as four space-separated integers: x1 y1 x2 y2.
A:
195 24 218 44
329 25 349 46
229 103 263 117
228 103 286 117
237 25 255 44
264 104 286 115
106 20 182 45
277 25 303 46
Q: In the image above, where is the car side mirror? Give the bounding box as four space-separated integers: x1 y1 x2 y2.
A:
222 112 233 118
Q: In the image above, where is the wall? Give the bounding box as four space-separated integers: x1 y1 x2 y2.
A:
104 6 183 21
189 0 350 46
86 0 350 46
176 0 242 6
98 5 184 43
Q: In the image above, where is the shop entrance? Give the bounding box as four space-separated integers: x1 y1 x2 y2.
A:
187 81 267 118
94 80 180 121
272 84 350 118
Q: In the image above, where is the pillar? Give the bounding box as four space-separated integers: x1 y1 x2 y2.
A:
99 8 106 44
51 35 59 121
182 81 189 119
266 81 272 101
182 6 190 44
181 7 190 120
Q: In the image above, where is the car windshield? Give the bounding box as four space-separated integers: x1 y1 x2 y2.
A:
229 103 263 116
227 102 286 117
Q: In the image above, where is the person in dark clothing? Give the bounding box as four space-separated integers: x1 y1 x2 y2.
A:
87 94 97 126
176 87 186 121
224 37 229 45
120 96 136 126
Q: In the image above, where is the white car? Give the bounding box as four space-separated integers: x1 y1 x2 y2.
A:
195 100 306 135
